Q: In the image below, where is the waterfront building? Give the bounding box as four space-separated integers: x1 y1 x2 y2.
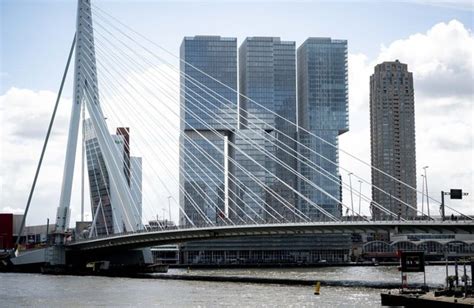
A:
297 38 348 220
179 36 238 226
151 245 180 265
85 120 142 235
370 60 417 219
236 37 297 222
179 234 352 265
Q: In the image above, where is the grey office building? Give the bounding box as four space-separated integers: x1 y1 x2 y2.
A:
236 37 297 222
179 36 238 226
370 60 417 219
297 38 348 220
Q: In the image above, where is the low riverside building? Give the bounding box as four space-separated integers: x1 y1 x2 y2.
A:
0 213 22 250
360 233 474 261
179 234 352 266
151 245 179 265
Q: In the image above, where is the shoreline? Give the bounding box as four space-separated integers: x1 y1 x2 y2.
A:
141 273 443 289
169 260 458 269
0 270 443 290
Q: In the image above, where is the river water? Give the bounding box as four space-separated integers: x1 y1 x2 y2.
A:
0 265 466 307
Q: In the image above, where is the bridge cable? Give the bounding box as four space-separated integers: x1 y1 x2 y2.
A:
86 36 300 225
91 4 444 213
81 60 214 228
84 11 424 221
15 34 76 249
89 5 468 220
86 21 401 222
83 47 287 226
85 36 322 224
77 40 180 231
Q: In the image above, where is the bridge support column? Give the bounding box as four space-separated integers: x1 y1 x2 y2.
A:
66 247 156 274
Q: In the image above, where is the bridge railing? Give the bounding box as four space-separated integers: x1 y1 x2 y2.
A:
70 218 474 243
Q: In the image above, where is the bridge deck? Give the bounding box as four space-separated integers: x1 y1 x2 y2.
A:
68 221 474 251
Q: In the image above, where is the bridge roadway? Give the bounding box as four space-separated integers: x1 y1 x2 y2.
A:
67 221 474 251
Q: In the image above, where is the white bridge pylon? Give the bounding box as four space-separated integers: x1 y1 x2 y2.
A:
55 0 139 237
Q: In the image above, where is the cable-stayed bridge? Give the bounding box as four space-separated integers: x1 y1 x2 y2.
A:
70 221 474 252
8 0 473 271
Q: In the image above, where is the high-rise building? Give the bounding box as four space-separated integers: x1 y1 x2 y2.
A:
178 35 351 266
297 38 348 220
237 37 297 222
370 60 417 219
130 156 142 227
85 120 142 235
179 36 237 226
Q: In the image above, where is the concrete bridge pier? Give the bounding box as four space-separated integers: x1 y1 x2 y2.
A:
66 247 155 274
6 246 155 274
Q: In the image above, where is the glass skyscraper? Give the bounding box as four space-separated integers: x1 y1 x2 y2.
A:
237 37 297 222
297 38 348 220
179 36 238 226
177 35 352 266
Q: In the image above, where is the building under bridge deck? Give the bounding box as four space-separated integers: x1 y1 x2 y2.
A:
179 234 352 265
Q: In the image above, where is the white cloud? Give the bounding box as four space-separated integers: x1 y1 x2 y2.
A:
341 19 473 216
0 87 74 225
377 20 474 98
0 63 182 227
1 206 24 215
0 57 183 225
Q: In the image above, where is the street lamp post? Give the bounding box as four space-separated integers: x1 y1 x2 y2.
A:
423 166 430 217
421 174 425 219
348 172 354 221
167 196 172 223
358 180 363 217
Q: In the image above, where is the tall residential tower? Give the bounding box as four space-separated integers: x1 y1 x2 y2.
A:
370 60 417 219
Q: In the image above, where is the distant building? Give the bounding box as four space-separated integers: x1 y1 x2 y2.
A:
0 214 22 249
147 219 176 231
236 37 297 222
179 36 238 226
0 214 56 249
370 60 417 219
130 156 142 228
297 38 348 220
85 120 142 235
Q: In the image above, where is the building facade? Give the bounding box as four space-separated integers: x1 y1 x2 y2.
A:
179 36 238 226
297 38 348 220
236 37 297 222
370 60 417 219
180 234 352 265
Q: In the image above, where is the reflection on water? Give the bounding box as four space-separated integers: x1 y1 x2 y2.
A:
0 266 465 307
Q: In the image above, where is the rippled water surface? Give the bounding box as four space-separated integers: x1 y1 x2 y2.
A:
0 266 462 307
167 264 465 286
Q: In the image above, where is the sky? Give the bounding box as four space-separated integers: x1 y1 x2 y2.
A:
0 0 473 226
